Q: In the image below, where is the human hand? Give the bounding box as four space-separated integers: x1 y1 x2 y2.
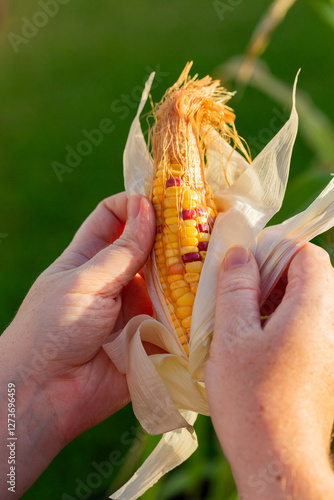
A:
0 192 155 497
205 243 334 500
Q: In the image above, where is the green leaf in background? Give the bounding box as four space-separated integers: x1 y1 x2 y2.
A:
308 0 334 31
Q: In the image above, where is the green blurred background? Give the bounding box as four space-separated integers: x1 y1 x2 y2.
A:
1 0 334 498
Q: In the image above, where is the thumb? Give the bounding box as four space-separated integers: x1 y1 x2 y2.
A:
82 193 156 296
215 246 261 344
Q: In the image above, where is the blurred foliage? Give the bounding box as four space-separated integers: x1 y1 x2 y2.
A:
0 0 334 499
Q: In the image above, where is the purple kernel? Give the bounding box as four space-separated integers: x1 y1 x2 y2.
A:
181 209 196 220
198 242 208 251
166 177 181 187
198 223 210 233
157 225 163 233
197 206 207 216
182 252 201 263
208 217 216 229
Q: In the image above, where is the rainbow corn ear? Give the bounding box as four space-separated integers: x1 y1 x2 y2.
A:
150 62 250 354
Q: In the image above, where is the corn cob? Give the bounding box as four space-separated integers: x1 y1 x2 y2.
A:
150 63 245 355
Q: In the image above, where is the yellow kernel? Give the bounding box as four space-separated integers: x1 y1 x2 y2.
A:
156 254 165 264
156 167 164 175
163 233 178 243
154 240 163 249
196 216 207 224
183 220 197 227
163 224 179 234
182 316 192 329
164 208 178 218
153 195 162 205
176 292 195 307
166 242 179 249
173 319 180 329
208 207 216 217
181 226 198 238
167 256 180 267
159 266 168 276
190 283 198 294
165 216 179 226
179 335 188 345
168 163 184 175
166 186 181 197
185 261 203 273
167 274 183 283
167 303 175 314
176 327 186 338
154 176 163 186
163 197 178 208
161 282 168 290
156 162 164 172
181 237 199 247
183 188 198 200
153 185 163 196
170 280 188 291
169 263 184 275
198 232 210 242
171 287 188 301
155 248 163 256
200 251 207 260
176 306 193 319
184 273 200 284
181 198 197 209
165 249 179 258
155 210 162 217
181 246 199 255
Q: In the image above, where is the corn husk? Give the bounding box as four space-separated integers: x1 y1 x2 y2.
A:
103 67 334 500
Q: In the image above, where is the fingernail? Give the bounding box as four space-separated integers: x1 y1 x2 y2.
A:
128 192 142 220
224 246 250 270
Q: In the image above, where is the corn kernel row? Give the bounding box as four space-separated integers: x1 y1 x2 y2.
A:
152 162 217 354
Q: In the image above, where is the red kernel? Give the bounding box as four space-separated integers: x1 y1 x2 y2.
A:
166 177 181 187
181 209 196 220
197 206 207 216
198 242 208 251
182 252 201 263
198 223 210 233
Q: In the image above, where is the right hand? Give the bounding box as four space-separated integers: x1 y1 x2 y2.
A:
205 243 334 499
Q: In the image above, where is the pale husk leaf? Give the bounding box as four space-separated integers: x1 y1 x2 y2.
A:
151 354 209 415
254 177 334 301
110 412 198 500
189 79 299 376
123 73 154 197
103 315 191 435
205 127 250 191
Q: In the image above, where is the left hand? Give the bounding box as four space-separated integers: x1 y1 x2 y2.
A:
0 192 155 498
